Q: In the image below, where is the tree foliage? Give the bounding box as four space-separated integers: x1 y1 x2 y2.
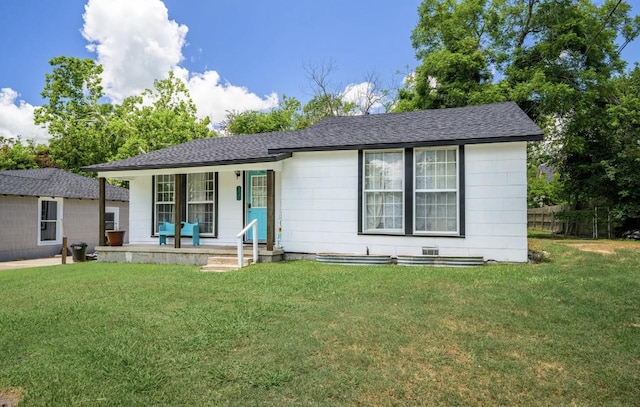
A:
399 0 640 229
113 71 213 159
33 57 115 173
527 161 564 207
32 58 215 173
223 96 306 135
0 137 55 171
396 0 506 111
223 61 392 136
559 67 640 227
604 70 640 226
301 61 358 122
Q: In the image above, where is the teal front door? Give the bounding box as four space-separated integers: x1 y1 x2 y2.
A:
247 171 267 241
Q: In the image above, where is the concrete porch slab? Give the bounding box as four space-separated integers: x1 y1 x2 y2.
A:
97 244 284 266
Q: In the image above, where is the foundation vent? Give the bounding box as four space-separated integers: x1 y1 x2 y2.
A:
422 247 439 256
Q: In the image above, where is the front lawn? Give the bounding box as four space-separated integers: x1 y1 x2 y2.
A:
1 239 638 406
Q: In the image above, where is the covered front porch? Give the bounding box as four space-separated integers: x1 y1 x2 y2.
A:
94 160 284 267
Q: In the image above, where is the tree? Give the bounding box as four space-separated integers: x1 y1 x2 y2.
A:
0 137 55 170
500 0 638 119
400 0 640 230
113 71 214 160
344 71 392 115
396 0 505 111
223 95 306 135
399 0 640 115
302 61 357 123
0 137 37 170
559 67 640 228
496 0 640 229
34 59 215 172
604 67 640 227
527 162 564 208
223 61 394 135
33 56 114 173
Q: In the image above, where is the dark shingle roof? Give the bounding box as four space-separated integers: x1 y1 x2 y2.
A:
0 168 129 201
270 101 543 152
83 102 543 172
82 131 295 172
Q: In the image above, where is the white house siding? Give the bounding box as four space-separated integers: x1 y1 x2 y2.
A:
279 143 529 262
128 176 155 244
462 142 528 262
280 151 360 254
216 171 247 244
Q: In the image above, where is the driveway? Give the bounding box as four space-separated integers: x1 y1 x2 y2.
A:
0 256 74 271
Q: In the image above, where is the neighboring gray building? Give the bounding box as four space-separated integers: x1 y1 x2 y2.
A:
0 168 129 262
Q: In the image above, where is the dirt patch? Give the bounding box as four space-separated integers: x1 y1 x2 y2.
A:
560 240 640 255
563 244 616 254
0 388 23 407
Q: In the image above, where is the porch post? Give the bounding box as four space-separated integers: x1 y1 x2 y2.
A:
174 173 182 248
266 169 275 251
99 177 106 246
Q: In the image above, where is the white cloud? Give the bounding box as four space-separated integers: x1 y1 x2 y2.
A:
82 0 278 126
82 0 187 102
174 68 278 124
341 82 385 114
0 88 50 144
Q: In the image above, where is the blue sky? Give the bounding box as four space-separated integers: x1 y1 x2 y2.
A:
0 0 420 142
0 0 638 143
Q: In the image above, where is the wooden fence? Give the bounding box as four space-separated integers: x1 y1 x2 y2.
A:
528 205 612 238
527 205 565 233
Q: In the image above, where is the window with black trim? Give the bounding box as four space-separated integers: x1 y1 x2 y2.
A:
414 147 458 234
360 146 462 236
363 150 404 233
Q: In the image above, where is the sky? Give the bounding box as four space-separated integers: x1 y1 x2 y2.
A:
0 0 421 143
0 0 638 144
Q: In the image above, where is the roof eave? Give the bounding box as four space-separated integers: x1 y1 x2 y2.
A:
267 133 544 154
81 153 292 173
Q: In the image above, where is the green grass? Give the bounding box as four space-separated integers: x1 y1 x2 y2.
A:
1 239 639 406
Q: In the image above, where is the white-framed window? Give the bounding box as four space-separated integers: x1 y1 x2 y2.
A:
38 197 63 245
250 174 267 208
155 174 175 233
363 150 404 232
187 172 215 234
414 147 458 234
105 206 120 231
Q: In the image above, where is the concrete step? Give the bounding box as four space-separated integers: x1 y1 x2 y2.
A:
200 255 253 272
201 263 241 272
206 255 252 265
